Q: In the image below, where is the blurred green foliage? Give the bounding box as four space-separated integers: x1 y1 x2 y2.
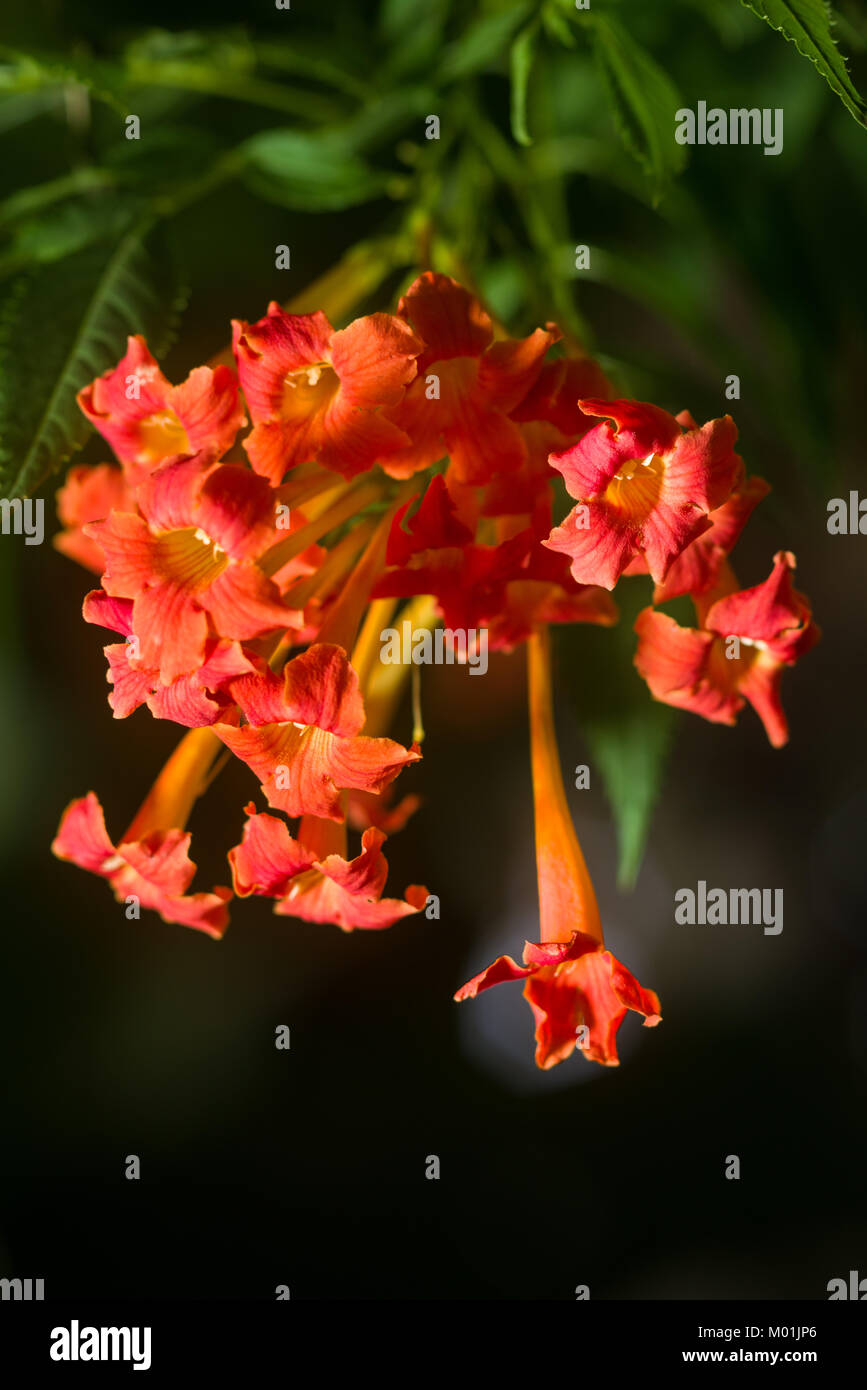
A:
0 0 863 882
0 0 863 497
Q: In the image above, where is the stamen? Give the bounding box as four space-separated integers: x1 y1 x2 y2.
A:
193 527 226 557
283 362 328 392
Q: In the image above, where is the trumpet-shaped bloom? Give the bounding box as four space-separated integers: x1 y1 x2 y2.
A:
78 335 245 477
372 474 521 631
455 627 660 1067
83 589 254 726
381 273 557 486
229 808 428 931
374 476 615 646
545 400 741 590
375 528 531 638
215 643 421 821
84 453 294 683
480 358 610 528
53 792 231 937
634 551 819 747
233 305 422 483
456 933 662 1069
55 463 137 573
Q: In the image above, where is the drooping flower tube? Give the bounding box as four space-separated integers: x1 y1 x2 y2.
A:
454 626 661 1068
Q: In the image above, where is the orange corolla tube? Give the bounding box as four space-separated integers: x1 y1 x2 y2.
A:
455 626 661 1069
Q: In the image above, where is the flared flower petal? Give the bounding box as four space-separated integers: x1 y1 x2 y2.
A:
482 361 610 527
487 545 618 651
77 335 244 477
455 931 661 1068
374 532 531 637
381 273 557 485
704 549 819 663
84 588 255 725
634 553 819 747
545 400 742 590
523 937 662 1068
53 792 231 937
376 482 616 651
229 809 428 931
55 463 137 573
216 644 421 821
84 454 295 682
345 787 422 834
625 473 771 602
386 474 474 566
509 355 611 442
233 305 421 482
374 477 544 637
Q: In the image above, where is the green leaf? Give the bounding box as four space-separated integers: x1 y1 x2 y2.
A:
510 22 539 146
555 580 676 888
333 87 438 154
439 2 533 83
541 1 576 49
124 28 338 122
588 14 687 198
0 169 116 230
740 0 867 124
379 0 451 83
253 40 371 101
584 699 676 890
0 224 184 499
123 28 257 82
103 124 223 188
0 195 138 278
0 46 126 112
241 129 391 211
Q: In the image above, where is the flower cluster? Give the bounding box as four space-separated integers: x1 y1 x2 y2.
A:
52 273 818 1069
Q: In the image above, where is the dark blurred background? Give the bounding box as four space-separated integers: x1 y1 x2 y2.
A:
0 0 866 1299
